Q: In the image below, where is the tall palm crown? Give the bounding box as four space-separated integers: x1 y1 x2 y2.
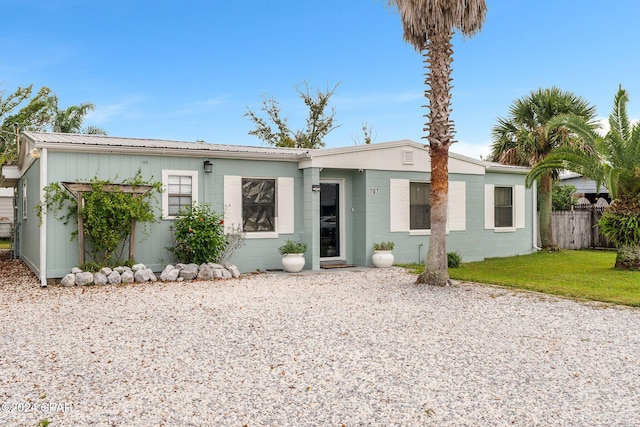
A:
490 87 597 167
389 0 486 285
490 87 597 250
527 86 640 200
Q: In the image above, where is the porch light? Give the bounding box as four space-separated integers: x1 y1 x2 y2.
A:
203 160 213 174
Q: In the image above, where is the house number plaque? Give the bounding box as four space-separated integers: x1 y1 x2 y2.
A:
369 187 380 195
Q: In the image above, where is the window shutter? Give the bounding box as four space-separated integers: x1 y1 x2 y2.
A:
448 181 466 231
223 175 243 234
390 179 410 232
277 177 295 234
515 185 525 229
484 184 494 229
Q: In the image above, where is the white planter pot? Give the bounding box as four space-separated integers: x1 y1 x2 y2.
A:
372 250 394 268
282 253 305 273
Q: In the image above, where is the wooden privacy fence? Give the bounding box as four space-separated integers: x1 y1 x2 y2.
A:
539 197 615 250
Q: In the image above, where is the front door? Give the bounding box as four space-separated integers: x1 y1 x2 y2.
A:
319 182 341 259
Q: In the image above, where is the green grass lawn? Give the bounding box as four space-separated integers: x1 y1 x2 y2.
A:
400 250 640 307
0 238 10 250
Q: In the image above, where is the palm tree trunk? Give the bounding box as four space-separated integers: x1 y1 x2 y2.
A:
615 245 640 270
538 172 558 251
416 29 453 286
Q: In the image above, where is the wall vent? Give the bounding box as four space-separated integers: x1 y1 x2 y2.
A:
402 150 414 165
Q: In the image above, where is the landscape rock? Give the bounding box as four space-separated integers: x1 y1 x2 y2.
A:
160 265 175 281
197 264 215 280
60 274 75 287
132 263 146 271
121 270 134 284
166 268 180 281
93 272 108 286
107 271 122 284
71 267 82 274
134 269 151 283
75 272 94 286
179 264 199 280
100 267 113 276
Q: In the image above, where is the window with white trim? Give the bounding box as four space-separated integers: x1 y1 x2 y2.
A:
410 182 430 230
389 179 466 233
494 186 513 228
242 178 276 232
223 175 295 238
484 184 525 231
162 170 198 219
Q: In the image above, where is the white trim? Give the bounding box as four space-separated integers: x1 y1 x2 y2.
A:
39 148 48 287
515 185 525 229
223 175 243 234
389 179 410 232
276 177 295 234
448 181 466 231
320 179 346 261
484 184 494 230
244 231 278 240
161 170 198 219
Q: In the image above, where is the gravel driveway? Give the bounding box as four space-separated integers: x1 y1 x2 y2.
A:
1 260 638 426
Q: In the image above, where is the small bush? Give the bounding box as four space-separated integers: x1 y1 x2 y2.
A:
373 241 395 251
168 203 226 265
279 239 307 255
447 251 463 268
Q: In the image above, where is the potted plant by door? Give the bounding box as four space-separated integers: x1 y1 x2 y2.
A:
279 239 308 273
372 241 395 268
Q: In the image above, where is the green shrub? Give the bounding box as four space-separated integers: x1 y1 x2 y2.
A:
168 203 227 264
599 198 640 247
373 241 395 251
38 172 162 266
278 239 307 255
447 251 463 268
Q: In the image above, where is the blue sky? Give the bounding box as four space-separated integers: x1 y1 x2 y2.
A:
2 0 639 159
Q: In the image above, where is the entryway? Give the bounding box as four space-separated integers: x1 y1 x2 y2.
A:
319 181 344 261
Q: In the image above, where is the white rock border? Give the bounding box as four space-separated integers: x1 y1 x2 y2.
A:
59 262 240 286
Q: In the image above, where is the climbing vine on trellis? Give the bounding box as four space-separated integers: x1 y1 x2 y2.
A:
36 172 162 267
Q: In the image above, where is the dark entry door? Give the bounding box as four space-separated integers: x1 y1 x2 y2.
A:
320 183 340 258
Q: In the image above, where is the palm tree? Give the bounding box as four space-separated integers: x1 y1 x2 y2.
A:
490 87 597 250
388 0 487 286
527 86 640 269
54 102 107 135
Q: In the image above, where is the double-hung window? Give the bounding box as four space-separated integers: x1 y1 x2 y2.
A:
162 170 198 219
409 182 430 230
494 186 513 228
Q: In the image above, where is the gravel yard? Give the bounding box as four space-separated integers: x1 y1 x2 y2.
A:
1 258 638 426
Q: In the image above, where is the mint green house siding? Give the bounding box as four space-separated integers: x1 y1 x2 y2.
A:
9 133 536 284
17 161 41 275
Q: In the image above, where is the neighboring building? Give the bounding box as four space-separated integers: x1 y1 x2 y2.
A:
2 132 537 285
559 172 611 203
0 187 14 238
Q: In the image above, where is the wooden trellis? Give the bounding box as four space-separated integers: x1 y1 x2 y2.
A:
61 182 153 265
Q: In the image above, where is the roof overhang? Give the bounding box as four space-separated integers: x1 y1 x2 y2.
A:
0 165 20 187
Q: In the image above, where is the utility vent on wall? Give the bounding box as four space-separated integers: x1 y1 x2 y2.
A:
402 150 414 165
